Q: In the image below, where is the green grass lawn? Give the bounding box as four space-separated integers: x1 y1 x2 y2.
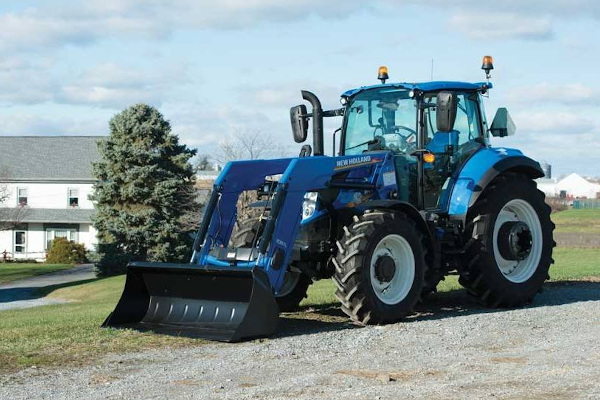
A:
0 246 598 374
0 263 75 285
552 209 600 234
0 276 198 373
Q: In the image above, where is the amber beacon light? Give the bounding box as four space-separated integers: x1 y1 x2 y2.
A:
378 66 389 84
481 55 494 77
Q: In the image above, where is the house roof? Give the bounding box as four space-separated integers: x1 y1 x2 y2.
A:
0 208 97 224
0 136 104 182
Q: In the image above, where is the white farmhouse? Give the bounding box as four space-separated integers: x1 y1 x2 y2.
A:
0 136 103 261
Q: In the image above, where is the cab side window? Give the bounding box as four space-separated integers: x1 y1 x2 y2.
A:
453 93 482 147
424 92 482 154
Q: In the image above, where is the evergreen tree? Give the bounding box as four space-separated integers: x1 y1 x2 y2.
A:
92 104 199 276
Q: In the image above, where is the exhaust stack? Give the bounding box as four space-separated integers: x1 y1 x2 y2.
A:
301 90 324 156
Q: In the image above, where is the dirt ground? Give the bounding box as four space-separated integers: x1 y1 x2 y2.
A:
554 232 600 248
1 281 599 400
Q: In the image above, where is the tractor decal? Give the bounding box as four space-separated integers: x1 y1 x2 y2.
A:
334 155 382 170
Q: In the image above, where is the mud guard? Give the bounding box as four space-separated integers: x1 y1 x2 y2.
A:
102 262 279 342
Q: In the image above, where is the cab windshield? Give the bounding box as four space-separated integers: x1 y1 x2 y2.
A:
343 88 417 155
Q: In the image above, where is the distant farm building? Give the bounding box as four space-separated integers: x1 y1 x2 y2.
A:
537 173 600 200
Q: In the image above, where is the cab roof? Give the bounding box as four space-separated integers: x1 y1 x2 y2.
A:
342 81 491 98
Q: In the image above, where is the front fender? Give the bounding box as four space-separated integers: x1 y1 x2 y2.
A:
448 147 543 223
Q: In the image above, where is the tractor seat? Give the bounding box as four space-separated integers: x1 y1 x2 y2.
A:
426 130 459 154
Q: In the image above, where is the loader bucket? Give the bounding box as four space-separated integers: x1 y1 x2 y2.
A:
102 262 278 342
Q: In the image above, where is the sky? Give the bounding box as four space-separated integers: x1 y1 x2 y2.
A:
0 0 598 178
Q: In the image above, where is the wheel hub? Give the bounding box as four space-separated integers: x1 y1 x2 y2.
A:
497 221 532 261
374 255 396 283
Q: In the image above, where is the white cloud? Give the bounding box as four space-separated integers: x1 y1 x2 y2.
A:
403 0 600 41
0 114 108 135
240 81 347 109
496 108 600 176
1 0 598 56
498 127 600 177
507 83 597 105
0 58 57 105
0 1 367 54
55 63 190 109
449 13 554 40
163 101 275 149
404 0 600 20
0 62 190 109
513 110 596 134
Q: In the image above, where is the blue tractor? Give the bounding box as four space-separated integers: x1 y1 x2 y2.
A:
104 56 554 341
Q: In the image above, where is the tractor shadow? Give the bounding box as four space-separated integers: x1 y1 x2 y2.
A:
276 281 600 338
0 279 98 305
277 304 354 338
411 280 600 322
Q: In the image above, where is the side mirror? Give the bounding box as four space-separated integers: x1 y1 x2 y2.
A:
490 108 516 137
290 105 308 143
436 91 458 132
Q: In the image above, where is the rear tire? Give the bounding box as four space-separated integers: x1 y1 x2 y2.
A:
233 216 311 312
333 210 426 324
460 173 555 307
232 216 264 248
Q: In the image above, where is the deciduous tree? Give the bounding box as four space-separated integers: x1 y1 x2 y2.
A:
0 167 29 232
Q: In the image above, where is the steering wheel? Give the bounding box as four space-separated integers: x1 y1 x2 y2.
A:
394 125 417 136
381 126 417 153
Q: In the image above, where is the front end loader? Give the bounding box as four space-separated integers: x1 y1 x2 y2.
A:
104 56 554 341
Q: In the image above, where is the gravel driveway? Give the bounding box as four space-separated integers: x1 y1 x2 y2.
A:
1 281 599 400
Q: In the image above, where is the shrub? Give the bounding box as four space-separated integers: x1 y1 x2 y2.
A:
46 237 88 264
93 242 130 277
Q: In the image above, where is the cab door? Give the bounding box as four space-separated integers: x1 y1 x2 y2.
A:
422 92 484 210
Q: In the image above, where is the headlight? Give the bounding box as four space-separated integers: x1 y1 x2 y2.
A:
302 192 318 220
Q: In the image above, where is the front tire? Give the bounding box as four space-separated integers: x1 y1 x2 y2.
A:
275 272 312 312
460 173 555 307
333 210 426 324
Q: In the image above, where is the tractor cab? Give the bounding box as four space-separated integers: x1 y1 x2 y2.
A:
291 56 515 213
340 82 489 210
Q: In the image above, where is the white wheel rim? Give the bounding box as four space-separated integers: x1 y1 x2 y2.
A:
369 234 415 305
277 272 300 297
493 199 543 283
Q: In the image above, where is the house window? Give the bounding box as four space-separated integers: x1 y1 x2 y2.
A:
45 224 79 250
68 188 79 207
17 188 28 206
14 228 27 254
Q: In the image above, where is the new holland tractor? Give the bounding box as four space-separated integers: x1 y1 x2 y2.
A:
104 56 554 341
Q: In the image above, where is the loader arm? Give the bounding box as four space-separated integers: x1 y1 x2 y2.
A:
194 152 391 292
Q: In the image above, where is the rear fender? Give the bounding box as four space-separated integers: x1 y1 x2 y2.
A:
448 147 544 223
